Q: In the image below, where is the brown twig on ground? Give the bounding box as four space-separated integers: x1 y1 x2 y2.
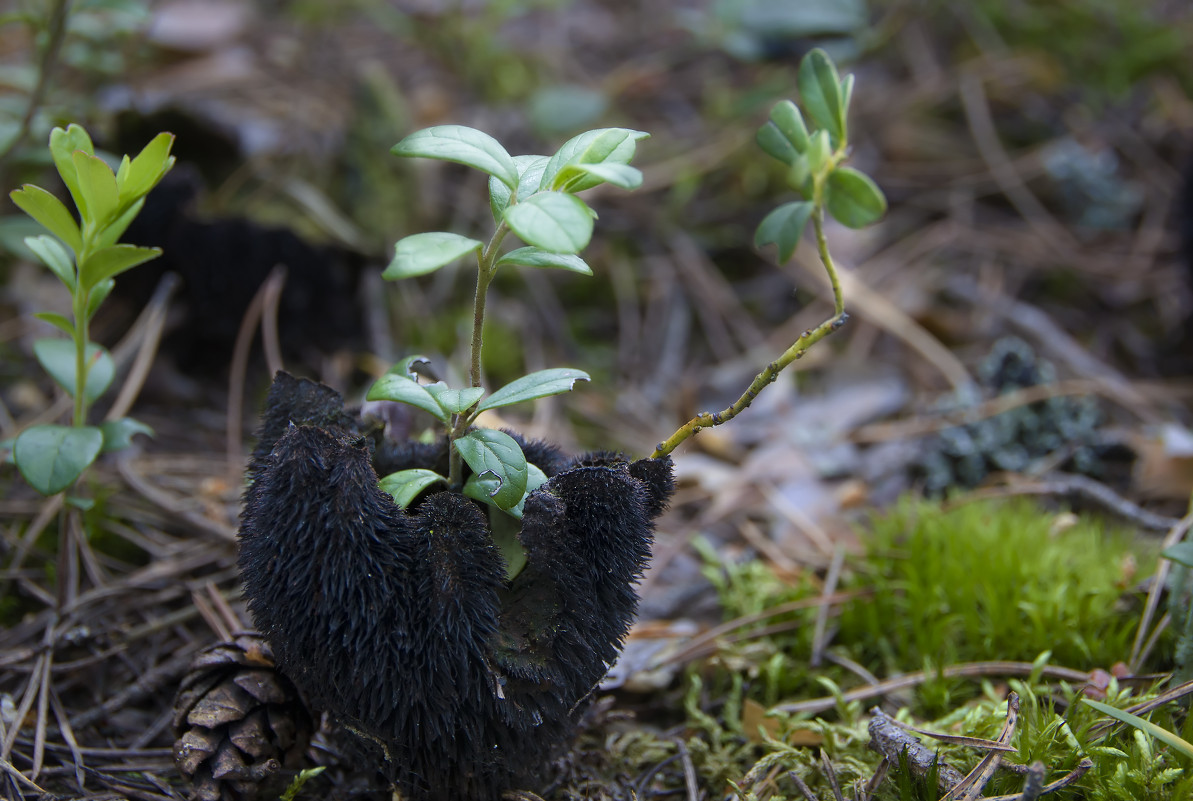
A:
947 473 1181 533
868 707 968 791
774 661 1091 716
227 265 288 481
1131 510 1193 670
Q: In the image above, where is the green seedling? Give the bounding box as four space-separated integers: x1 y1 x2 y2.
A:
371 49 884 573
371 124 649 522
8 124 174 496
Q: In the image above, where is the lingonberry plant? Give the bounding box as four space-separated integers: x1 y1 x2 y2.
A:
369 124 648 574
9 124 175 497
371 47 885 514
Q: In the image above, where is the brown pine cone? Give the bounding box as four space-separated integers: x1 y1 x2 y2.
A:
173 633 313 801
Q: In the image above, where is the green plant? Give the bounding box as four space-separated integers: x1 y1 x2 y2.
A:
369 123 650 563
836 498 1149 680
369 49 885 575
8 123 174 496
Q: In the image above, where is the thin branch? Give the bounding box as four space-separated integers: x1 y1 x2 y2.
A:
652 206 847 458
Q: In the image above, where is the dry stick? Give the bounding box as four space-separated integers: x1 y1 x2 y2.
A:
260 267 286 378
0 756 45 795
104 274 179 422
850 378 1123 444
810 546 845 668
944 692 1018 801
227 265 287 481
820 749 845 801
774 660 1091 716
49 690 84 792
948 473 1181 534
675 738 699 801
958 70 1079 257
1131 509 1193 670
662 589 866 666
652 206 847 458
868 708 967 791
116 459 237 542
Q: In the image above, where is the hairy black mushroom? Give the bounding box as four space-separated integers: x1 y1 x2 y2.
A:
238 372 673 801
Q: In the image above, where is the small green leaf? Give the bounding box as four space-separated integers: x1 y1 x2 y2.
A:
486 503 527 579
496 247 592 275
392 125 519 190
33 312 75 337
367 371 448 423
787 154 812 198
1162 541 1193 569
756 100 810 166
49 125 95 216
33 339 114 403
379 469 447 508
839 73 855 122
539 128 649 193
383 232 483 280
120 131 176 202
798 48 845 144
489 154 549 222
805 129 831 176
554 162 643 192
96 197 145 249
1082 699 1193 758
115 154 131 187
455 429 528 511
754 201 814 264
503 192 594 254
79 244 161 290
86 278 115 321
72 150 119 227
99 417 154 452
425 384 485 417
13 424 103 495
478 368 590 412
10 184 83 252
23 234 75 288
825 166 887 229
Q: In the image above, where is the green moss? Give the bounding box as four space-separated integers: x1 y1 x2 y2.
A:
837 498 1152 676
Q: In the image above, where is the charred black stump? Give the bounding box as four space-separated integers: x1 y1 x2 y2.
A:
237 372 674 801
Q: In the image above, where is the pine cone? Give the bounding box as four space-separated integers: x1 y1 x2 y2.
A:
173 633 313 801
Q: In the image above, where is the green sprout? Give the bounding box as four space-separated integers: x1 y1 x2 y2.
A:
370 125 648 521
369 48 884 575
653 48 886 458
9 124 174 496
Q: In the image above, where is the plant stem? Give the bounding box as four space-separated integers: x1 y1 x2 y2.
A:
651 205 847 459
449 222 509 488
71 279 88 428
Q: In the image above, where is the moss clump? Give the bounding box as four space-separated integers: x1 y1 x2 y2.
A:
837 497 1152 678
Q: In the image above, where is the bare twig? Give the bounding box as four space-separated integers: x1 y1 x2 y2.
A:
775 661 1090 716
227 265 288 480
810 547 845 668
868 708 967 791
652 205 847 458
1131 509 1193 670
105 274 180 422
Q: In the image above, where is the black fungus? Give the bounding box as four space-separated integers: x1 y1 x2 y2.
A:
238 372 674 801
